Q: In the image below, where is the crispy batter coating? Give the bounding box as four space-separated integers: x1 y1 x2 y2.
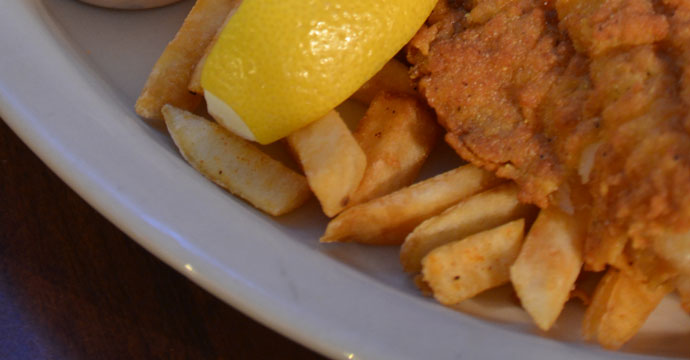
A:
411 0 690 274
411 0 572 207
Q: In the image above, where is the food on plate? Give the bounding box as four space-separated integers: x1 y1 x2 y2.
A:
406 0 690 348
350 92 439 205
286 110 367 217
510 208 585 330
422 219 525 304
187 9 237 96
583 269 672 350
676 274 690 314
187 53 206 95
321 164 502 245
410 0 690 268
137 0 690 351
162 105 311 216
401 183 536 273
200 0 437 144
136 0 241 120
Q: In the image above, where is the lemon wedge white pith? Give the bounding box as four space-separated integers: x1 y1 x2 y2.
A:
201 0 437 144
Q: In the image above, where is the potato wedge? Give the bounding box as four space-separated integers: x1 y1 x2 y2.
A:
321 164 502 245
401 183 535 273
136 0 241 119
187 47 209 95
676 274 690 314
351 92 439 205
287 110 366 217
510 208 585 331
583 268 671 350
162 105 311 216
350 59 417 104
422 219 525 305
413 274 433 297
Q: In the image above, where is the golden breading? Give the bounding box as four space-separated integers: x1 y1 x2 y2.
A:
411 0 690 279
410 0 572 208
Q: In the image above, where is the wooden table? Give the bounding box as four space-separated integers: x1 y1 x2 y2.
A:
0 118 324 359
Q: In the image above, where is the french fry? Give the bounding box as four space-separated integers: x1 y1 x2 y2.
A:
187 7 239 95
136 0 242 119
350 59 417 104
676 274 690 314
187 46 209 95
413 274 433 297
350 92 439 205
401 183 535 273
422 219 525 305
321 164 503 245
162 105 311 216
510 208 585 331
287 110 367 217
583 268 671 350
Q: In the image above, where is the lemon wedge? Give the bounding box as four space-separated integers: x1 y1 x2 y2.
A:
201 0 436 144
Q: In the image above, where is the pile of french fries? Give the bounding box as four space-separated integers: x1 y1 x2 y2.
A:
136 0 683 351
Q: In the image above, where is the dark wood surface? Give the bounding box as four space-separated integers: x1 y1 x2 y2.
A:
0 117 325 359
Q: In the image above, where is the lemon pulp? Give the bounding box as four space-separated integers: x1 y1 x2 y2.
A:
202 0 436 144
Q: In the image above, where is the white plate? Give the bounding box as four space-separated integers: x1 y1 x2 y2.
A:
1 1 686 359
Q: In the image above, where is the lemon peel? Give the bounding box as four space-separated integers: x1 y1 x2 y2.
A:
202 0 436 144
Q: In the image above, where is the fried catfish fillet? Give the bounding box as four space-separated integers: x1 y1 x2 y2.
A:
410 0 573 208
411 0 690 275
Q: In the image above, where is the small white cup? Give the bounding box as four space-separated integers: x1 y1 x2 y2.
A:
79 0 183 9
